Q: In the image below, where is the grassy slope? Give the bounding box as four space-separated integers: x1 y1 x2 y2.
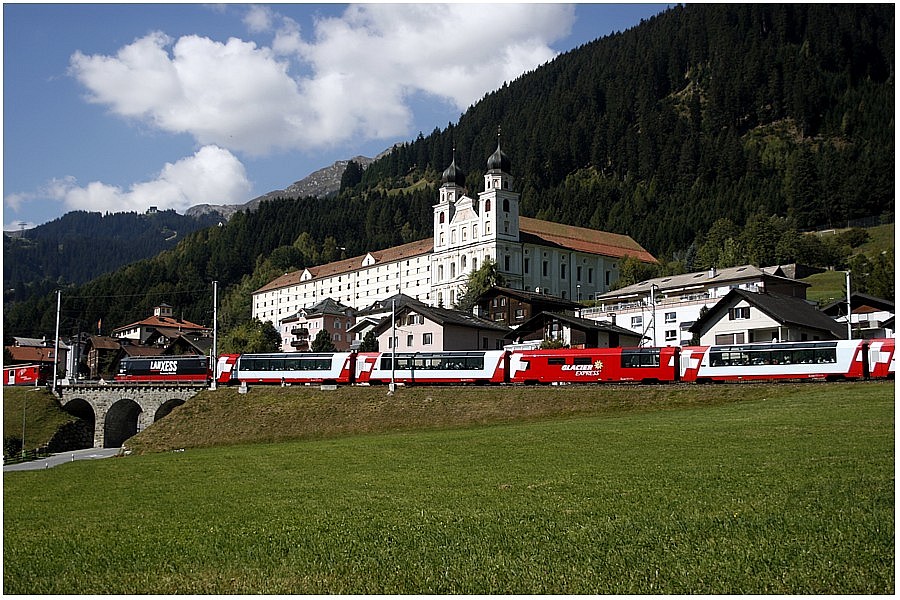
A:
124 382 807 454
2 387 73 451
803 222 894 304
3 381 893 594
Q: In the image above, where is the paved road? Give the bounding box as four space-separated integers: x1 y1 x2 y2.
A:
3 447 121 472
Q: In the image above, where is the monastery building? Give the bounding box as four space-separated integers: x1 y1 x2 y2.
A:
252 143 656 332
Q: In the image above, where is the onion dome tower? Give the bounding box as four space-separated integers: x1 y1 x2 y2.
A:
434 149 466 250
479 129 519 242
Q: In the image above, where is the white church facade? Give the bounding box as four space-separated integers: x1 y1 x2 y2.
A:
252 143 656 330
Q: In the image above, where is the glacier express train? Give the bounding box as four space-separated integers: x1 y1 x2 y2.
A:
209 338 894 387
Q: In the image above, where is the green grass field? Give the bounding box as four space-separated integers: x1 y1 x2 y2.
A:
3 382 893 594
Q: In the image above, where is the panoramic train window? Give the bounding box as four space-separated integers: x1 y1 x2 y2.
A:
709 343 838 367
620 350 661 368
380 353 486 371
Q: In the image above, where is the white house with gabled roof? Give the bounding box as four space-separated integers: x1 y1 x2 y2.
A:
580 265 811 346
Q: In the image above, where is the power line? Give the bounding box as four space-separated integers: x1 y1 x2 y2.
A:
61 287 212 300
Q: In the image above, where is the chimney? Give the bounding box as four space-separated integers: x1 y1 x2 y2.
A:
607 312 616 325
708 266 717 279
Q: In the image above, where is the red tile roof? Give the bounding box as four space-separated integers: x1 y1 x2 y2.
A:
255 238 433 294
5 346 60 363
518 217 656 264
112 315 208 334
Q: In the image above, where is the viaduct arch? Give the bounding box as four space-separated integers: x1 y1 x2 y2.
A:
58 384 203 449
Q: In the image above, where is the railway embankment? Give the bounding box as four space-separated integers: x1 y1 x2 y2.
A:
122 380 890 454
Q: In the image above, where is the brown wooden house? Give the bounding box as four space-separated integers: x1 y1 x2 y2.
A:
474 286 582 328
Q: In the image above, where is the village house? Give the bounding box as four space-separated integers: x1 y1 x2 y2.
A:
370 298 510 353
111 303 209 345
504 311 643 349
689 289 846 345
279 298 355 352
581 265 811 346
473 286 582 328
822 292 894 339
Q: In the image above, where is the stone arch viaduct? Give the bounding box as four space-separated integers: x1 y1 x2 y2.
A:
58 384 204 449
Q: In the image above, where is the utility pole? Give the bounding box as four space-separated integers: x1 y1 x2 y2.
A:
211 280 218 389
845 271 852 340
389 298 396 395
52 289 61 394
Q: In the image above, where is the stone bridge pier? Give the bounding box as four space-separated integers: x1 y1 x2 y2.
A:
58 384 204 449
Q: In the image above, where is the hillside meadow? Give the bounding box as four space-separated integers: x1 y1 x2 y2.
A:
3 381 894 594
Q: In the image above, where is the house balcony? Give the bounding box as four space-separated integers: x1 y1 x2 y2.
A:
291 327 310 338
291 340 309 350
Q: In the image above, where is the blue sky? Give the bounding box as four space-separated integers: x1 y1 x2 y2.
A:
3 3 671 231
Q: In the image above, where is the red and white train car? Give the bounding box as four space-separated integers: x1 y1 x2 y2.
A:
866 338 895 379
216 352 355 385
508 347 680 384
356 350 508 385
3 364 44 386
679 340 879 382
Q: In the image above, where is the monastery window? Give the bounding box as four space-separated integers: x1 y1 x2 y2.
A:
559 264 566 279
542 261 549 277
486 222 491 234
472 257 478 271
440 233 445 245
450 290 456 305
461 255 467 270
504 255 510 271
524 258 530 274
504 221 509 233
473 224 478 238
451 230 456 243
577 266 582 282
503 198 509 212
439 212 445 224
438 265 444 281
485 199 491 211
450 263 456 279
462 228 467 241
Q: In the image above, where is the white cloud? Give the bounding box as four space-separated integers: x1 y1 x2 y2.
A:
4 146 251 216
243 5 275 34
68 4 575 155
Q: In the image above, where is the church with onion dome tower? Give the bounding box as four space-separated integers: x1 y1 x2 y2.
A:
430 139 523 307
252 139 657 343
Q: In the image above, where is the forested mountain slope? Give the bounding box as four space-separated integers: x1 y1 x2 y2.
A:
361 4 892 256
4 210 223 303
4 4 893 340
